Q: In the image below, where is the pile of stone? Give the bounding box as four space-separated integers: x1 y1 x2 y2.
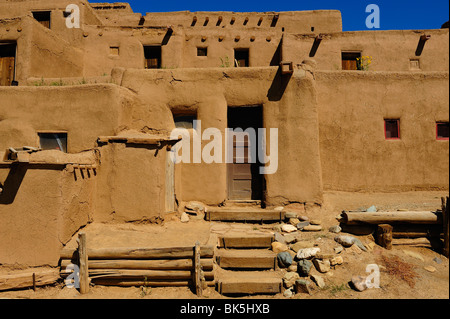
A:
272 211 371 297
180 201 207 223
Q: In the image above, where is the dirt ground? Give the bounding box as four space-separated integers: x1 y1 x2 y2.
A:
0 190 448 300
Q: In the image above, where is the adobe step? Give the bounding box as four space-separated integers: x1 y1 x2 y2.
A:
206 208 285 222
216 249 276 269
218 234 274 249
217 271 282 296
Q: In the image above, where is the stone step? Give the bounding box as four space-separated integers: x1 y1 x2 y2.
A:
217 234 274 249
216 249 276 269
206 208 285 222
217 271 282 295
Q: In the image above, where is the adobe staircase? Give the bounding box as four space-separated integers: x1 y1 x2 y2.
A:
215 233 282 295
209 204 284 296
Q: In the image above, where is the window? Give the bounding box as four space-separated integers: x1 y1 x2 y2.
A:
384 119 400 140
38 133 68 152
173 115 196 129
110 46 119 56
342 52 361 70
197 47 207 57
234 48 249 67
410 59 420 70
32 11 51 28
144 46 161 69
436 122 449 140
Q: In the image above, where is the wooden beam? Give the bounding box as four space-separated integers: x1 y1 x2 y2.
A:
60 258 214 271
61 246 214 260
376 224 393 250
342 211 442 225
0 269 59 291
443 197 449 258
218 235 274 249
78 232 89 294
61 269 215 281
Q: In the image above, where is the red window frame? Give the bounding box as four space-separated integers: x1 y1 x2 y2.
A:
436 122 449 140
384 119 400 140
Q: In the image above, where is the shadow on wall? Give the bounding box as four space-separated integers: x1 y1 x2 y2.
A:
0 163 28 205
267 67 292 101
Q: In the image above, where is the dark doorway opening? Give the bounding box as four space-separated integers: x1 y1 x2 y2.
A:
234 48 249 67
144 46 161 69
227 106 263 200
0 42 16 86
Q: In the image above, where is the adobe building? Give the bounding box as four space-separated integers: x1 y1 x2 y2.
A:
0 0 448 267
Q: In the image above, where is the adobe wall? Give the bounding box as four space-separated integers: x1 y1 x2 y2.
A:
283 29 449 72
316 71 449 192
0 84 171 266
118 66 324 206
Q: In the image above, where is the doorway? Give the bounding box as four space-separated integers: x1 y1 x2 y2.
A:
227 106 263 201
0 43 16 86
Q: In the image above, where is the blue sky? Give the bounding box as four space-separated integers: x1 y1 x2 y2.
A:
93 0 449 31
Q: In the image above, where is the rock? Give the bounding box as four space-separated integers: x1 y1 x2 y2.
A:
281 224 297 233
277 251 293 268
274 206 284 211
284 233 297 244
403 250 424 262
272 242 288 254
310 274 325 289
433 257 443 264
289 218 300 226
274 232 286 244
180 212 190 223
297 259 313 276
273 224 282 232
296 247 321 259
310 220 322 225
283 272 300 288
334 246 344 254
328 225 342 233
295 279 315 295
313 258 331 273
424 266 436 273
366 242 376 251
291 241 316 253
285 211 298 219
353 238 368 252
185 201 206 212
287 264 298 272
334 235 355 247
283 288 294 298
351 275 368 292
330 256 344 266
366 205 377 212
296 221 310 230
302 225 322 232
298 215 310 222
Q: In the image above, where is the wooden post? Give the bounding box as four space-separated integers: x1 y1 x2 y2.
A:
442 197 449 258
193 241 203 297
376 224 393 250
78 232 89 294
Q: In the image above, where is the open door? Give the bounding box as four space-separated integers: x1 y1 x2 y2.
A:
0 43 16 86
227 106 263 200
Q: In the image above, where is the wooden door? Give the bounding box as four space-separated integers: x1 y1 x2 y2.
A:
227 107 263 200
0 44 15 86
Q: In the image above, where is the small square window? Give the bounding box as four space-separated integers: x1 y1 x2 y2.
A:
436 122 449 140
173 115 197 129
110 46 119 56
342 52 361 70
384 119 400 140
410 59 420 70
197 47 207 57
32 11 51 28
39 133 67 152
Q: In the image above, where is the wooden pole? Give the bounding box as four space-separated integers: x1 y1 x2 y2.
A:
376 224 393 250
342 211 442 225
78 232 89 294
194 241 203 297
443 197 449 258
61 246 214 260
